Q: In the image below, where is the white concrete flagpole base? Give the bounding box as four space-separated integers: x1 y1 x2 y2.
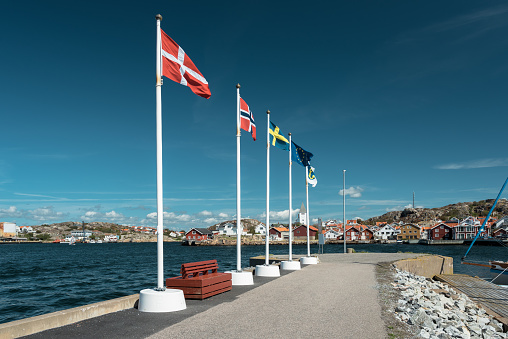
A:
138 288 186 313
226 270 254 285
300 256 319 265
280 260 301 270
255 264 280 277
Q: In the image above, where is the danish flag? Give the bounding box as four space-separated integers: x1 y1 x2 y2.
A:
240 98 256 141
160 28 211 99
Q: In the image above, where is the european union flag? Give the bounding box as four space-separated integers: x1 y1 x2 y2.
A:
291 141 313 167
269 121 289 151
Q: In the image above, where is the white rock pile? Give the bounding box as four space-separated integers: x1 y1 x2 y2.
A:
393 269 506 339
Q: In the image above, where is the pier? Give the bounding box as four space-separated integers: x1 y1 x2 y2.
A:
2 252 422 339
435 274 508 321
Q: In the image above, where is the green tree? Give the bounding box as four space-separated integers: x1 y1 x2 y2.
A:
36 233 51 241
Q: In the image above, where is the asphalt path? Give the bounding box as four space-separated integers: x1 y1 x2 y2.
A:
25 253 420 339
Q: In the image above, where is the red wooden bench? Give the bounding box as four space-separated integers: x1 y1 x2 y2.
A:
166 260 232 299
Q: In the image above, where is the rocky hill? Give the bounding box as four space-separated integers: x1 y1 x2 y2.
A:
365 199 508 225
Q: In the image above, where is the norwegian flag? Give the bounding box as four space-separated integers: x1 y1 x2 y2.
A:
240 98 256 141
160 28 211 99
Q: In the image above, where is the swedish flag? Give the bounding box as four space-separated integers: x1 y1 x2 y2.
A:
269 121 289 151
291 141 313 167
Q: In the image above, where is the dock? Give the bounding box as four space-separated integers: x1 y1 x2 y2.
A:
2 252 422 339
435 274 508 322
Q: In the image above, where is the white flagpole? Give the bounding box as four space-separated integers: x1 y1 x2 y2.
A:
138 14 186 313
306 166 310 257
288 133 293 261
155 14 164 290
343 169 346 254
236 84 242 272
265 110 270 266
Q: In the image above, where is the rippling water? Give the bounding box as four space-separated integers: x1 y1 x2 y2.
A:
0 241 506 324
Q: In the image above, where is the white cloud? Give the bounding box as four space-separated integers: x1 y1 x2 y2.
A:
27 206 67 221
339 186 364 198
218 212 229 218
204 217 219 224
435 158 508 170
81 210 138 225
198 210 213 216
259 209 300 222
0 206 22 218
146 211 192 223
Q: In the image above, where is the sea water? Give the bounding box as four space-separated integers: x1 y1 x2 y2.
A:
0 241 506 324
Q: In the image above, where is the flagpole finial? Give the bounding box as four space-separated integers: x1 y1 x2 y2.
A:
236 83 241 89
156 14 163 21
267 110 270 115
288 132 291 136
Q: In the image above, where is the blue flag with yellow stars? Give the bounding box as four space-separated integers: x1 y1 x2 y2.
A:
291 141 313 167
269 121 289 151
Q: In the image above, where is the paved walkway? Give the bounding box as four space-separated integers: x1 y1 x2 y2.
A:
27 253 420 339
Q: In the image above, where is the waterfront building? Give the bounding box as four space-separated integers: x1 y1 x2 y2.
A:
0 222 17 237
360 228 374 240
344 226 361 241
293 225 318 240
397 224 421 240
254 223 266 235
428 223 454 240
70 230 93 240
324 228 341 240
493 228 508 238
453 216 496 239
185 228 213 241
269 226 289 240
374 224 399 240
217 223 236 236
17 226 36 234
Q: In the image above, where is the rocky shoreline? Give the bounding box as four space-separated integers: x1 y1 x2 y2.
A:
392 269 506 338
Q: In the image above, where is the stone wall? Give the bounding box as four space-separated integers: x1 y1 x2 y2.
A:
394 255 453 278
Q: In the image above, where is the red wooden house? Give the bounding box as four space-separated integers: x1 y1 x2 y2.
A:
360 228 374 240
493 228 508 238
185 228 213 241
269 227 289 240
428 223 453 240
293 225 318 240
344 226 361 241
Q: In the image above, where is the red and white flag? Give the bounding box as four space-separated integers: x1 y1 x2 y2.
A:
160 28 211 99
240 98 256 141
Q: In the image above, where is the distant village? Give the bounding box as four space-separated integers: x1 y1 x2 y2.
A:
1 202 508 244
183 204 508 244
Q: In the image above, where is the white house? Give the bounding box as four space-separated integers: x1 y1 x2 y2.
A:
217 223 248 236
374 224 399 240
71 230 93 240
217 223 236 236
324 229 341 240
254 223 266 235
17 226 36 234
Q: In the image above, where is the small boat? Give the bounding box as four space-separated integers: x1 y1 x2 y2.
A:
490 261 508 285
462 177 508 285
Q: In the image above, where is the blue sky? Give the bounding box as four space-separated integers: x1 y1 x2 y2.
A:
1 1 508 229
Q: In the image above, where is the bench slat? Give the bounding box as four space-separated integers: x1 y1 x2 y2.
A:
167 259 231 299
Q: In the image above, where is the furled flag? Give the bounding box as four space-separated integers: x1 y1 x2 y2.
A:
307 166 317 187
269 122 289 151
240 98 256 140
160 28 211 99
291 141 313 167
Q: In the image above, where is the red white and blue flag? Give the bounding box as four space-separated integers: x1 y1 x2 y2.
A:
240 98 256 141
160 28 211 99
